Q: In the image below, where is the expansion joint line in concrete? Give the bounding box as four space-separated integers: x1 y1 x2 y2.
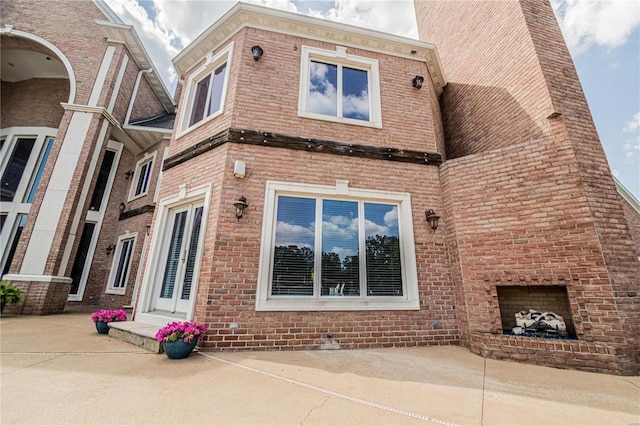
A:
199 352 460 426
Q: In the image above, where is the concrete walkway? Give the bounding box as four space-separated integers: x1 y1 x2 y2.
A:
1 312 638 425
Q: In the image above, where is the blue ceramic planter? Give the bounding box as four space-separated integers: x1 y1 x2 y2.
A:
95 321 109 334
163 338 198 359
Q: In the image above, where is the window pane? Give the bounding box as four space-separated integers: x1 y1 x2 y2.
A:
321 200 360 296
2 214 27 276
181 206 203 300
189 74 210 127
135 161 152 196
207 63 227 117
364 203 402 296
308 61 338 117
69 222 96 295
89 150 116 211
113 239 134 289
26 137 54 203
160 211 187 298
271 196 316 296
342 67 369 121
1 138 36 202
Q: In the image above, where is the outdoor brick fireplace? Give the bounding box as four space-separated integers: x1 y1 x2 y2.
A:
467 281 636 375
497 286 575 337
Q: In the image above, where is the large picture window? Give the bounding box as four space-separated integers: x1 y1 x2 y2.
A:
257 181 419 311
298 46 382 128
179 43 233 134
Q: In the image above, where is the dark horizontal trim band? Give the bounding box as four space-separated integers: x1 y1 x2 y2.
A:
163 128 442 171
119 204 155 221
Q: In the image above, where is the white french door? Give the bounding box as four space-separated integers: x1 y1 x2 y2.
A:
153 202 204 315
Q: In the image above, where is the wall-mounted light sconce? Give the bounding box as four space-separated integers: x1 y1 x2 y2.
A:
425 209 440 231
412 75 424 89
146 224 151 235
106 244 116 255
119 202 126 214
124 170 134 180
233 196 248 220
251 45 264 61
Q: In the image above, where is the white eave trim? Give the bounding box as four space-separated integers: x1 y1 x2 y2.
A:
123 124 173 134
614 176 640 215
173 2 447 95
95 20 175 112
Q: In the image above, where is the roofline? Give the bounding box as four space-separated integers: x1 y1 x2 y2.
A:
91 0 124 25
96 20 175 112
172 2 446 94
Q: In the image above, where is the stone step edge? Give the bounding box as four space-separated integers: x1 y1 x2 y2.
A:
108 321 164 354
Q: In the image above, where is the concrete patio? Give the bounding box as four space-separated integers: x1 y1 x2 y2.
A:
1 311 638 425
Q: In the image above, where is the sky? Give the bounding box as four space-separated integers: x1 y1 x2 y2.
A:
103 0 640 199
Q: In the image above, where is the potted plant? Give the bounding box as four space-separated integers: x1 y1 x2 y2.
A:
90 309 127 334
155 321 207 359
0 281 24 314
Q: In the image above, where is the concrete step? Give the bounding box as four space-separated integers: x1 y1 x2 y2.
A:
108 321 163 353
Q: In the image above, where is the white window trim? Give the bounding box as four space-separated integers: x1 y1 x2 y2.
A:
106 231 137 295
298 45 382 129
177 42 234 138
128 150 157 201
256 180 419 311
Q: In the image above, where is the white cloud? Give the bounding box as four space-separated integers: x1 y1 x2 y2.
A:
331 246 357 258
551 0 640 55
383 206 398 227
275 221 315 246
311 0 418 39
342 88 369 119
364 218 388 237
623 112 640 133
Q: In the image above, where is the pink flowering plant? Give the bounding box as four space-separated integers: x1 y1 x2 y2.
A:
155 321 207 343
90 309 127 323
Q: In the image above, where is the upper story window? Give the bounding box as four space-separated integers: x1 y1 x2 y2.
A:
179 43 233 135
256 181 419 311
298 46 382 128
129 151 156 200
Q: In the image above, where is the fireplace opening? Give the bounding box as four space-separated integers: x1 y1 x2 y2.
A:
497 286 576 339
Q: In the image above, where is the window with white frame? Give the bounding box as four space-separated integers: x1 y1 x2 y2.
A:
256 181 419 311
180 43 233 134
107 234 136 294
129 152 156 200
298 46 382 128
0 128 57 275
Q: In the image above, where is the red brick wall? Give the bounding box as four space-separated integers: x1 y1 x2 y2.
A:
1 79 67 128
231 28 440 153
415 0 551 159
129 74 167 122
620 197 640 254
416 0 639 373
171 28 440 157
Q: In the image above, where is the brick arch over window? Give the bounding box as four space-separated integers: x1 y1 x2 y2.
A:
0 27 77 104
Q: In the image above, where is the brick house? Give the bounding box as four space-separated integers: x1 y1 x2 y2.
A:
1 0 175 313
1 1 638 375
